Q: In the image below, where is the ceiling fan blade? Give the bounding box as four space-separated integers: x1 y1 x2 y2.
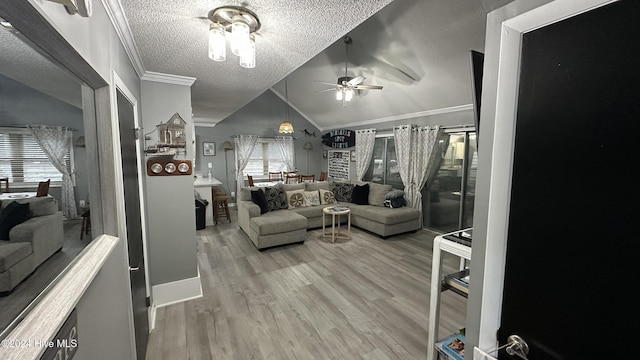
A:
315 88 338 93
314 80 341 86
347 76 365 86
354 85 384 90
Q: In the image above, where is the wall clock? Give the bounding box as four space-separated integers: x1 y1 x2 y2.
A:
146 159 192 176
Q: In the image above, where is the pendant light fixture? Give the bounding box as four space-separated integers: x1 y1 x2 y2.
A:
207 6 260 68
279 80 294 134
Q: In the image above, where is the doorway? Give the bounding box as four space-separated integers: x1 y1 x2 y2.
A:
115 84 149 360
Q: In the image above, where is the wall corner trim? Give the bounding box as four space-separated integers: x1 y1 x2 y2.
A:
101 0 146 77
141 71 197 86
151 275 203 308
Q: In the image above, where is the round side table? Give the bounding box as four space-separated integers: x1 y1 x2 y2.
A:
322 206 351 243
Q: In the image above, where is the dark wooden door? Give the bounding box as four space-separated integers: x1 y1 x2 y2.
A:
117 90 149 360
498 1 639 358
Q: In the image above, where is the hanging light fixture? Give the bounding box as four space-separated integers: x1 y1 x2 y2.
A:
279 80 294 134
207 6 260 68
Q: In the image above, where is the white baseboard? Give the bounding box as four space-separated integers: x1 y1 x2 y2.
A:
150 275 203 312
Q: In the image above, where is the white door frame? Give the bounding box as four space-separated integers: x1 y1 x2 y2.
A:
479 0 617 351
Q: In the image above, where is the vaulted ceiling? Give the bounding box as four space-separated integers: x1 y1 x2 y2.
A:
119 0 493 130
1 0 510 131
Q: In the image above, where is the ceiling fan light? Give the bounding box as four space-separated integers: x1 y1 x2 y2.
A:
336 89 343 101
208 23 226 62
231 15 250 56
345 88 354 101
239 34 256 68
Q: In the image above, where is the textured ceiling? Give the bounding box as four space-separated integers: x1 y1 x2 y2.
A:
119 0 395 125
0 28 82 109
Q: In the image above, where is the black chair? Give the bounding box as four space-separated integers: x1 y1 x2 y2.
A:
36 179 50 197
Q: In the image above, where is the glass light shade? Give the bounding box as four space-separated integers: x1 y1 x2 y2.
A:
239 34 255 68
208 23 226 62
278 121 294 134
231 15 250 56
345 88 354 101
336 89 343 101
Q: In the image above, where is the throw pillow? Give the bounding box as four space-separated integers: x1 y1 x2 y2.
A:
263 184 288 211
286 189 306 209
330 182 354 202
0 201 32 239
304 190 321 206
351 183 370 205
385 189 405 199
319 189 336 205
250 189 269 214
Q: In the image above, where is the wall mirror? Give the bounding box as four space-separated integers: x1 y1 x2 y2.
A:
0 2 107 339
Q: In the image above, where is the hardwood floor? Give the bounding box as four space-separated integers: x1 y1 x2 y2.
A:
147 210 467 360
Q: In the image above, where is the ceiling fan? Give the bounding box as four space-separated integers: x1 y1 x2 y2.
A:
314 36 383 107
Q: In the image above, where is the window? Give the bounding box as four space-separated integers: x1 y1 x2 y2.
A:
363 136 403 190
0 128 71 186
242 140 288 176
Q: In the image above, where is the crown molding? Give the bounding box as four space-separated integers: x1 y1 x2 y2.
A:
141 71 196 86
332 104 474 131
194 122 217 128
100 0 145 77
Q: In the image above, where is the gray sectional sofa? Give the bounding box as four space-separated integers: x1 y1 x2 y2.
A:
0 196 64 294
237 181 420 250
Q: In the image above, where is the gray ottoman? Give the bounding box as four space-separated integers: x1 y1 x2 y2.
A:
248 210 308 250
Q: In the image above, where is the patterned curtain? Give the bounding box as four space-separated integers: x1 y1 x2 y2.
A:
393 125 412 193
355 129 376 180
234 135 258 191
410 126 442 226
27 125 78 219
275 136 295 172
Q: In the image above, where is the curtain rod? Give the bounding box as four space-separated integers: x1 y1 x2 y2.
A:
373 124 475 133
0 125 77 131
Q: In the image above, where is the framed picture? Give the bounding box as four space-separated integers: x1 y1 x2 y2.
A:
203 142 216 156
322 150 328 159
350 150 356 162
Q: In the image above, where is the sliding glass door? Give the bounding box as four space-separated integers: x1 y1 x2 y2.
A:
364 137 403 190
423 131 477 232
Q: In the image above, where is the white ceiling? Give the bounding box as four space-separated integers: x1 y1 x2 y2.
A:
119 0 493 130
1 0 507 130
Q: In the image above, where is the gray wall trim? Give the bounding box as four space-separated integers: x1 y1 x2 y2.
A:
100 0 145 77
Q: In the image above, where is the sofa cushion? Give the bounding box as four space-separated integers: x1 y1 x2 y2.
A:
319 189 336 205
286 189 306 209
250 189 269 214
1 196 58 217
305 181 329 192
282 183 305 192
304 190 320 206
385 189 405 199
330 182 354 202
0 201 32 240
263 184 288 212
351 184 370 205
250 211 307 236
369 183 393 207
350 205 419 225
0 242 33 272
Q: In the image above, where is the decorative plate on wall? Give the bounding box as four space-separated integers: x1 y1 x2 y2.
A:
146 159 192 176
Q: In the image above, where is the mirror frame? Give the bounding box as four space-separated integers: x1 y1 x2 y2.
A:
0 1 118 339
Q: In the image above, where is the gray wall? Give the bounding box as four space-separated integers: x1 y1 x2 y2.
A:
141 79 198 286
0 73 89 210
195 89 323 197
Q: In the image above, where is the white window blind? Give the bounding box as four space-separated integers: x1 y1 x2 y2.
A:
0 128 70 185
242 141 287 176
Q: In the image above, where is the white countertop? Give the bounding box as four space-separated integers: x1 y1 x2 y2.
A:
194 177 223 187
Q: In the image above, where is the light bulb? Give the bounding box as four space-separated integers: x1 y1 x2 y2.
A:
208 23 226 62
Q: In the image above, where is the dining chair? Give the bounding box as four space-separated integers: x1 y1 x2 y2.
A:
285 174 300 184
300 174 315 183
319 171 327 181
247 175 255 187
36 179 50 197
268 171 283 182
0 177 8 194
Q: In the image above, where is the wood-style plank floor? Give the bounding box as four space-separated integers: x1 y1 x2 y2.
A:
146 209 467 360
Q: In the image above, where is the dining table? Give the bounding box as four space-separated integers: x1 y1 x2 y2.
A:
0 192 37 202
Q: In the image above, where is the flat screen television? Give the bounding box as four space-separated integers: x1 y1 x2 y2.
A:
469 50 484 149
